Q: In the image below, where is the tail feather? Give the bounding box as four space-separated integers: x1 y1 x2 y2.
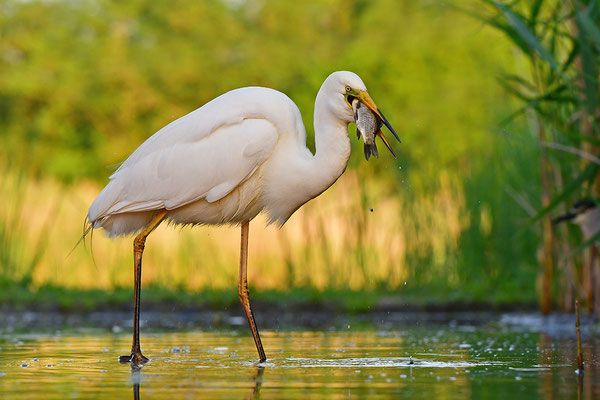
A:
68 217 94 257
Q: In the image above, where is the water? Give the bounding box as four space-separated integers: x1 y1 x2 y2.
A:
0 322 598 399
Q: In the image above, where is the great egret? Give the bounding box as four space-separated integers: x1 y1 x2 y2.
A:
87 71 399 364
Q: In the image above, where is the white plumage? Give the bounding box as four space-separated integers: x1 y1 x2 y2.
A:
88 71 397 235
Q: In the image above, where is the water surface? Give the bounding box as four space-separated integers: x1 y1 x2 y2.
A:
0 322 598 399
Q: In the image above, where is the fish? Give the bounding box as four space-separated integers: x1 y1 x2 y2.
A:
352 99 382 160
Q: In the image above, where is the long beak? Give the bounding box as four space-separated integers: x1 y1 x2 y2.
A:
376 128 396 158
356 90 401 157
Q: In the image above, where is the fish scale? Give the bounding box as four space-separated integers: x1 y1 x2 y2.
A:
352 99 382 160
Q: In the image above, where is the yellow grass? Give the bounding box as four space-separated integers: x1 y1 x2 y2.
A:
1 167 467 292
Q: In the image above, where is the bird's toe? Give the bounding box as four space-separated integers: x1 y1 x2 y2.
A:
119 352 149 365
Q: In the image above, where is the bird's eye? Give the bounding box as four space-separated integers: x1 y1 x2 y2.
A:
345 86 351 92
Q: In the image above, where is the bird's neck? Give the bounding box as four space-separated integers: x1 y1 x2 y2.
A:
308 94 351 197
260 91 351 226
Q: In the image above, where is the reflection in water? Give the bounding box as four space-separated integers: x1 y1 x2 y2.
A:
131 365 141 400
245 366 265 400
0 328 598 399
538 333 554 400
129 362 264 400
537 332 599 400
583 342 599 400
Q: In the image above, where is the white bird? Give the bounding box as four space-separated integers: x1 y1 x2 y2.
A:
87 71 399 364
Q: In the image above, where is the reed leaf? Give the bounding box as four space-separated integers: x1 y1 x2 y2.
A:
528 0 545 27
576 6 600 48
575 6 599 115
490 1 560 72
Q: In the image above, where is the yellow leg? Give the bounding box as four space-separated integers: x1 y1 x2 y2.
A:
120 209 168 365
238 221 267 362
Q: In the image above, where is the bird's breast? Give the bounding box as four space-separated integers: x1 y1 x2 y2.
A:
167 170 267 226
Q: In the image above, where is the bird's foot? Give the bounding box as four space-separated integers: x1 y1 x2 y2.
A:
119 351 149 365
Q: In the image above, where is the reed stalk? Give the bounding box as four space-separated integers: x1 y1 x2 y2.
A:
576 299 584 373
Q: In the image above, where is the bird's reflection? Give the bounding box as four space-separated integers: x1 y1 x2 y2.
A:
245 365 265 400
130 364 141 400
127 363 265 400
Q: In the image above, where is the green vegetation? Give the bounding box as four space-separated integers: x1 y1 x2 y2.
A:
466 0 600 314
3 0 594 311
0 278 536 314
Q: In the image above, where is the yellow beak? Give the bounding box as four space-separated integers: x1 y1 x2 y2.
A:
353 90 401 158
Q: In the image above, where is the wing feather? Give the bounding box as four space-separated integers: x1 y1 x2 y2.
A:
89 117 278 221
88 86 303 224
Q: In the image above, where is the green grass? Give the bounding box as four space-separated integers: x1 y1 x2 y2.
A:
0 277 537 314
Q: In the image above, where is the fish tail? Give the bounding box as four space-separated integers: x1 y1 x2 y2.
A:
364 142 379 161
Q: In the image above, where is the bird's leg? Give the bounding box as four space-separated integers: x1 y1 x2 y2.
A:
120 209 168 365
238 221 267 362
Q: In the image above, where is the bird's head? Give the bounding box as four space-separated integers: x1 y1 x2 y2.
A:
323 71 400 159
553 198 599 225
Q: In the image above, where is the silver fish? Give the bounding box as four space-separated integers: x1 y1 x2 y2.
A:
352 99 382 161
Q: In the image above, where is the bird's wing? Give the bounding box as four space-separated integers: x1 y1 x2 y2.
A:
88 87 303 223
89 117 278 220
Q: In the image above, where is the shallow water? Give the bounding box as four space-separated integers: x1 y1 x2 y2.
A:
0 325 598 399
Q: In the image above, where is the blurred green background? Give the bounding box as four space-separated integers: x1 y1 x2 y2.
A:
3 0 591 312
